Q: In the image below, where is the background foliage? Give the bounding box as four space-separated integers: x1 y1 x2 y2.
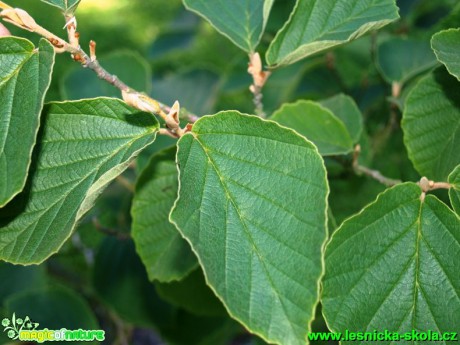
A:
0 0 459 344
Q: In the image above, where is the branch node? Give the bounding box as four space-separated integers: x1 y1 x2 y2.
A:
0 3 200 129
417 176 451 195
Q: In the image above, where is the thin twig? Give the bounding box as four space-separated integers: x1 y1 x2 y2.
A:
248 52 270 118
251 85 265 118
0 5 198 135
418 176 451 201
418 176 452 192
353 164 402 187
352 144 401 187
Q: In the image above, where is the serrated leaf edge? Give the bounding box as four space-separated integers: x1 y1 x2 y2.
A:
0 38 55 207
169 111 329 345
271 99 354 156
2 97 158 265
431 28 460 82
131 146 199 283
266 0 399 67
183 0 275 53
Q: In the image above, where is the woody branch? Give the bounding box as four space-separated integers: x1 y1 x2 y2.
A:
0 3 195 137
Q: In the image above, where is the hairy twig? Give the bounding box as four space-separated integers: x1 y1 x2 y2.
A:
352 144 401 187
248 52 270 118
0 4 197 136
418 176 451 201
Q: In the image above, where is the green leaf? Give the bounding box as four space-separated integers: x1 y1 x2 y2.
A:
431 28 460 82
5 285 98 330
0 98 158 264
155 269 226 316
448 164 460 215
0 38 54 207
319 94 363 143
271 100 354 156
61 51 152 100
40 0 81 14
376 38 437 84
266 0 399 67
323 183 460 340
132 147 198 283
402 67 460 181
182 0 275 52
170 111 328 345
449 164 460 190
449 189 460 216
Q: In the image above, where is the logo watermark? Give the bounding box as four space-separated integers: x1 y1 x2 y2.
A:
2 313 105 343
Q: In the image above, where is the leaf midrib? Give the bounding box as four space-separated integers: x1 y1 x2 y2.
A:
193 134 302 340
2 125 153 261
0 52 33 87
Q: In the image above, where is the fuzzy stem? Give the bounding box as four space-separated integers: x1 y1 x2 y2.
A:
352 144 401 187
0 4 198 134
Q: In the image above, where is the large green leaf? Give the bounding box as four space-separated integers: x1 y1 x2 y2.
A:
132 147 198 282
402 68 460 181
323 183 460 340
319 94 363 143
170 111 328 345
266 0 399 67
40 0 81 14
431 28 460 82
377 38 437 84
271 100 354 156
182 0 274 52
448 164 460 215
0 38 54 207
0 98 158 264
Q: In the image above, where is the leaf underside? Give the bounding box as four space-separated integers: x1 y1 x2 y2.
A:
0 38 55 207
170 111 328 345
448 165 460 215
182 0 274 52
266 0 399 66
0 98 158 264
377 37 437 84
271 100 354 156
402 67 460 181
431 28 460 82
132 147 198 283
323 183 460 342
